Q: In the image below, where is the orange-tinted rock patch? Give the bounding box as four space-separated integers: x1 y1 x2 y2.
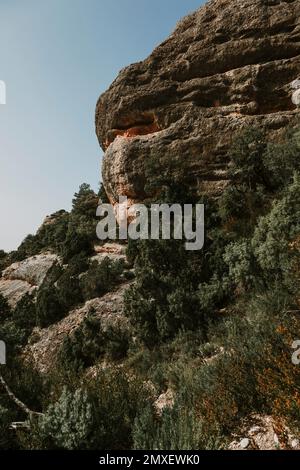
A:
104 120 160 149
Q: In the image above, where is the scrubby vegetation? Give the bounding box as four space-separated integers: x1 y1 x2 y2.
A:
58 309 129 372
1 127 300 449
8 183 103 264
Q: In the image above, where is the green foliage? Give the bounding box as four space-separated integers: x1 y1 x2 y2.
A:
85 370 149 450
0 294 36 357
224 239 256 290
0 250 9 272
0 321 28 356
35 262 66 327
80 258 124 301
252 173 300 283
0 405 17 449
67 251 89 275
0 359 47 448
1 358 46 413
263 128 300 189
10 183 100 263
12 294 36 332
59 310 129 372
133 404 223 450
61 184 99 262
10 211 70 262
0 293 10 318
60 227 92 262
39 211 70 252
219 126 300 231
2 125 300 451
37 387 93 450
224 173 300 290
218 130 270 229
36 285 64 328
124 196 228 347
98 182 109 203
56 252 89 311
144 152 195 204
229 127 269 189
57 274 82 311
32 369 149 450
125 239 205 347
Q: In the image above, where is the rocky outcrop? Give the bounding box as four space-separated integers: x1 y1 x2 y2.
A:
96 0 300 207
154 389 175 415
93 242 127 262
24 282 131 373
0 253 59 308
228 414 300 450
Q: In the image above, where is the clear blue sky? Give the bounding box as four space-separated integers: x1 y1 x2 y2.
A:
0 0 204 252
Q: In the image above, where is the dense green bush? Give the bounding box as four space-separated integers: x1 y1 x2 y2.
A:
61 183 99 262
0 405 18 449
56 252 91 311
85 370 150 450
0 293 10 318
124 196 229 347
252 173 300 284
125 239 204 347
80 258 124 301
12 294 36 332
133 403 223 450
35 262 66 327
59 310 129 372
263 128 300 189
31 369 149 450
36 285 64 328
36 387 93 450
218 127 300 233
0 294 36 357
0 359 47 448
0 250 9 272
60 228 93 262
224 173 300 291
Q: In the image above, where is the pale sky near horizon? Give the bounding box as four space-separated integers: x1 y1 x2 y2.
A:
0 0 205 252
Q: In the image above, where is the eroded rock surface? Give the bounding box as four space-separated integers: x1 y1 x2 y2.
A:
93 242 127 262
0 253 59 308
228 414 300 450
96 0 300 206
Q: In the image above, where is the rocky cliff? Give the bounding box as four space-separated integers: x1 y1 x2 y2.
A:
1 0 300 452
96 0 300 207
0 254 59 309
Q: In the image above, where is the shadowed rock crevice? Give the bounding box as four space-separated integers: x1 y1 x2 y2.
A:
104 112 161 150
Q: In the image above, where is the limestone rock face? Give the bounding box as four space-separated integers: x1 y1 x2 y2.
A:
0 253 59 308
96 0 300 206
24 282 131 373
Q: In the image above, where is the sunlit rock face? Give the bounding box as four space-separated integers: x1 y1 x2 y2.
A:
96 0 300 206
0 253 59 308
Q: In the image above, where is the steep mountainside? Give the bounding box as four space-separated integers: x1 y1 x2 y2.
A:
1 0 300 452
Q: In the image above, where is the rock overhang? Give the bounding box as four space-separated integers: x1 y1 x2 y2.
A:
96 0 300 206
